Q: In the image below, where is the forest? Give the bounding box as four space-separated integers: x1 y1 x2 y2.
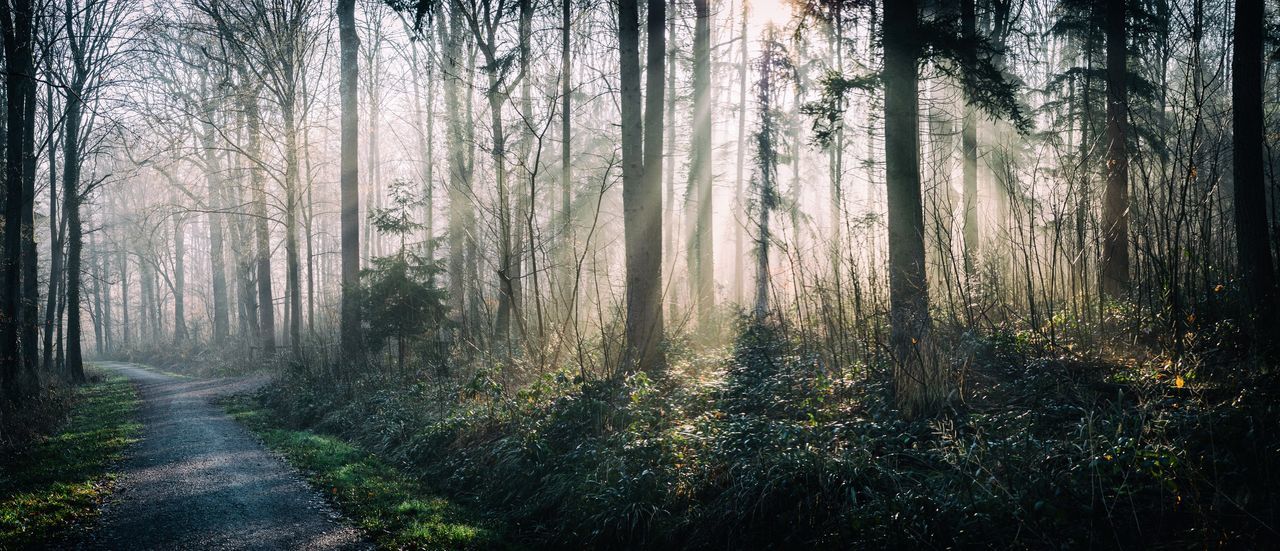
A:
1 0 1279 548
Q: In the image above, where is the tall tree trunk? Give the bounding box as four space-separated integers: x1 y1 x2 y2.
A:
173 214 188 343
1232 0 1277 318
338 0 361 362
18 48 37 381
63 79 86 383
408 27 433 260
691 0 713 329
754 38 780 319
117 247 128 347
439 5 469 330
243 84 276 355
202 82 230 344
733 0 747 305
664 0 677 321
960 0 978 276
101 252 111 351
42 77 61 373
0 0 37 398
91 236 104 354
488 67 515 347
559 0 573 311
515 0 534 343
619 0 665 374
883 0 940 417
282 92 303 357
302 87 317 336
1100 0 1130 298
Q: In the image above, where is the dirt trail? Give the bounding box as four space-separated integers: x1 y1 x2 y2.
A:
81 362 368 550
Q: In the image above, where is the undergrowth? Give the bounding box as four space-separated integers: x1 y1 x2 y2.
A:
248 317 1280 548
223 394 501 549
0 370 141 549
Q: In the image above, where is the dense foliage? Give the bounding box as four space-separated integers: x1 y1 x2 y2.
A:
250 316 1280 548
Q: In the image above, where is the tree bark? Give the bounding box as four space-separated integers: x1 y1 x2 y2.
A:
691 0 713 329
242 82 276 355
619 0 665 374
282 90 303 357
0 0 37 398
1232 0 1277 317
43 78 61 372
883 0 941 417
62 77 86 383
733 1 747 305
338 0 361 362
439 3 469 330
1100 0 1130 298
173 214 187 343
960 0 978 276
559 0 573 312
201 79 230 344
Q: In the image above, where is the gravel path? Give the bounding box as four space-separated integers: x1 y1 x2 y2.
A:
81 362 368 550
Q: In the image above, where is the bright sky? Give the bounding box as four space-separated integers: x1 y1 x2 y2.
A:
746 0 795 34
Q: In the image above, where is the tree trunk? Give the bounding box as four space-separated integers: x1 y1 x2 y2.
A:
408 28 433 260
173 215 188 343
43 77 61 373
732 1 747 305
18 54 37 381
560 0 573 312
883 0 941 417
439 4 469 330
91 237 104 354
338 0 361 362
118 247 128 347
282 93 303 357
202 83 230 344
619 0 665 374
960 0 978 276
63 79 86 383
243 84 276 354
1232 0 1277 317
0 0 37 398
691 0 713 329
665 0 677 321
488 68 515 347
1100 0 1130 298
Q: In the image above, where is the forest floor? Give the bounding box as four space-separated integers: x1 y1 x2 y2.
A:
77 362 369 550
0 369 139 548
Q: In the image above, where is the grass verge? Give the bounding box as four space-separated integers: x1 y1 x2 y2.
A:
222 394 502 550
0 370 141 548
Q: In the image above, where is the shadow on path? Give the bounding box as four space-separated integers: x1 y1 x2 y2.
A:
81 362 368 550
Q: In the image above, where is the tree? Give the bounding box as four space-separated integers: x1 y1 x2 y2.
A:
960 0 978 276
619 0 666 374
60 0 128 382
339 0 362 363
690 0 713 329
558 0 573 311
0 0 38 399
751 28 791 318
883 0 941 416
358 180 447 371
1231 0 1276 320
732 0 747 304
1100 0 1129 299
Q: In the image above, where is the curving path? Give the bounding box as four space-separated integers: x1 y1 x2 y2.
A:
80 362 368 550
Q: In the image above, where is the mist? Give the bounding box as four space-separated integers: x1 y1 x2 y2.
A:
2 0 1279 548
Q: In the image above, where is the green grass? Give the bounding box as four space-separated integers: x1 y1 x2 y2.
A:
223 394 501 550
0 371 141 549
